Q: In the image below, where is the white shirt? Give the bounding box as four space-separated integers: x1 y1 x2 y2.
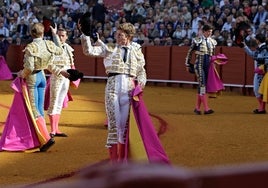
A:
0 27 9 37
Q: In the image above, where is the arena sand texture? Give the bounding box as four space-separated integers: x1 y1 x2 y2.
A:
1 79 268 187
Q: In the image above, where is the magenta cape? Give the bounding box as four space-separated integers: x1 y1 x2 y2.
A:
0 56 13 80
125 85 170 164
207 53 228 93
0 78 40 151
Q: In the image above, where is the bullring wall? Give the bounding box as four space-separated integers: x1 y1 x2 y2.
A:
6 45 254 95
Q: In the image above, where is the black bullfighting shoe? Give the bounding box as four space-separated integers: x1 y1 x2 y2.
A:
40 138 55 152
204 109 214 115
253 109 266 114
194 109 201 115
54 133 68 137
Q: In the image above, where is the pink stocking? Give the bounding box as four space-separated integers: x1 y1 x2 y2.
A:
108 144 118 164
54 114 61 133
118 143 125 163
49 114 61 134
200 94 210 111
195 94 202 110
257 97 266 111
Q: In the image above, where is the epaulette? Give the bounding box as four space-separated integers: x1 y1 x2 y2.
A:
24 43 39 54
65 43 74 52
193 37 202 44
45 40 57 53
211 38 217 46
107 45 116 51
259 45 268 52
131 42 142 50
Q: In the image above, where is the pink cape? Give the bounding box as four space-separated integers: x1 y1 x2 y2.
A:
125 85 170 164
70 79 81 89
0 77 40 151
207 53 228 93
0 56 13 80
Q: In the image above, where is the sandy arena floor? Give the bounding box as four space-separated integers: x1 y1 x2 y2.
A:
1 80 268 187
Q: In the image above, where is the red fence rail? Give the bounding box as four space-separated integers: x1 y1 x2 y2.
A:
6 45 255 94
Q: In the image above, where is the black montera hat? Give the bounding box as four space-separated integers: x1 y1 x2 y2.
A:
234 21 250 48
67 69 84 81
43 16 55 38
79 12 92 36
234 31 245 48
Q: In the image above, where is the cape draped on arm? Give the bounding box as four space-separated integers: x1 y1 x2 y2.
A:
125 85 170 164
206 53 228 93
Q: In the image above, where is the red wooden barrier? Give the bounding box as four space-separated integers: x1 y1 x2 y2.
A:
4 45 257 95
221 47 246 87
95 57 106 77
170 46 196 83
244 53 255 95
144 46 171 80
245 54 255 86
72 45 96 77
6 45 25 72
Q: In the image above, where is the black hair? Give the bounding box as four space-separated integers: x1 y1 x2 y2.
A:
202 24 213 31
255 33 266 43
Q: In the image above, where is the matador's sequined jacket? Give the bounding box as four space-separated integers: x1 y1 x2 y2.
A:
244 43 268 71
20 38 64 78
80 34 147 87
185 36 217 67
53 43 74 67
